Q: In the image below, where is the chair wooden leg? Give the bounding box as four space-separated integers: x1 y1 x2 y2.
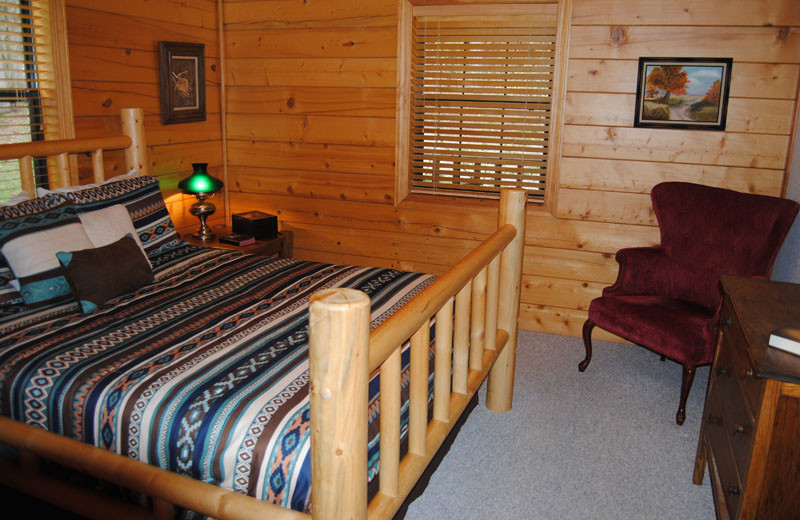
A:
676 364 696 425
579 319 595 372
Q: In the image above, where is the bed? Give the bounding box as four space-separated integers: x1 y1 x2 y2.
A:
0 108 526 520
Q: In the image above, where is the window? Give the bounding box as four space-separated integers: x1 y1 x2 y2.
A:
397 2 566 207
0 0 72 201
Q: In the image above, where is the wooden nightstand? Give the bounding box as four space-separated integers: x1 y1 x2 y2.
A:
183 226 293 258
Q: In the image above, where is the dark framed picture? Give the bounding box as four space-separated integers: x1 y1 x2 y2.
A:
633 57 732 130
158 41 206 125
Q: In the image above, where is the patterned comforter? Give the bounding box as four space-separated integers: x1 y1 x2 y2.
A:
0 244 436 515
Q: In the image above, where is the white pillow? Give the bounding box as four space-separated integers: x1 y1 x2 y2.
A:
35 167 140 197
79 204 148 260
2 222 93 278
0 190 33 206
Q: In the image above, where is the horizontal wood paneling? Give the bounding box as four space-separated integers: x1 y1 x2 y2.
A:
228 191 661 253
67 1 223 235
227 140 395 175
570 26 800 63
571 0 800 26
224 0 396 29
557 188 655 225
226 58 396 88
73 83 222 119
524 246 618 284
226 27 397 59
520 304 626 343
69 45 222 86
227 113 394 146
562 125 789 169
68 0 218 30
567 60 800 99
559 157 784 195
222 0 800 340
227 86 395 117
231 166 393 203
74 115 222 147
565 93 796 134
67 7 220 56
522 274 606 311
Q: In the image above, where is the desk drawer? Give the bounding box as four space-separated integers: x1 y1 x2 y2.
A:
713 340 757 482
720 305 764 420
705 383 743 519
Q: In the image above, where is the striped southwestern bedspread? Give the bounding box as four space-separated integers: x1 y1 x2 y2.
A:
0 244 436 516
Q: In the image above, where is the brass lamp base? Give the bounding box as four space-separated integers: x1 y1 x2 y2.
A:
189 195 217 240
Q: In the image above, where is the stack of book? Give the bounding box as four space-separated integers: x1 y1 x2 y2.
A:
219 233 255 246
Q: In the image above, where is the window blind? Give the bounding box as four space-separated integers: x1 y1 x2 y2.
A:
410 5 557 201
0 0 55 200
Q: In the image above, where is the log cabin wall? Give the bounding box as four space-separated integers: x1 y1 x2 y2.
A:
222 0 800 338
64 0 225 235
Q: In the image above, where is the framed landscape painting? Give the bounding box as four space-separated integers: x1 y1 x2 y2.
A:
634 57 732 130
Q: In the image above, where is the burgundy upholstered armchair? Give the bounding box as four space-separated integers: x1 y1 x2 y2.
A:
580 182 799 425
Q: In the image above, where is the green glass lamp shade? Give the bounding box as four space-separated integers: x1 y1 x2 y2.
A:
179 163 223 241
178 163 223 195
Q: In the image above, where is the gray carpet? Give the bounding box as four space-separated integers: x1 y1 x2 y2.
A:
405 331 716 519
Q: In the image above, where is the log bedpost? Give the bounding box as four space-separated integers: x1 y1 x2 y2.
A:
121 108 149 176
486 189 526 412
309 288 370 520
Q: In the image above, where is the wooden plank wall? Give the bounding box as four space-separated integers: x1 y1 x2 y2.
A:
65 0 225 235
223 0 800 339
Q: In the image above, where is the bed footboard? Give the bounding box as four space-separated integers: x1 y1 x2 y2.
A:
309 189 527 519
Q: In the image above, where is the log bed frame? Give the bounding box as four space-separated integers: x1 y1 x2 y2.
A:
0 108 526 520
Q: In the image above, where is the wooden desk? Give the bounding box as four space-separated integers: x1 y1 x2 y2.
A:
183 226 293 258
693 276 800 519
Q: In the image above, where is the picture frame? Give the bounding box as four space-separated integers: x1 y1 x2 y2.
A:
633 57 732 131
158 41 206 125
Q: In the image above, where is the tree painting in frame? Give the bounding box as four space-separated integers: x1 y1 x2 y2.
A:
634 58 732 130
159 42 206 125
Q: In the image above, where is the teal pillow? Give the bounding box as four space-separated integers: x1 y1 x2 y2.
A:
0 202 92 308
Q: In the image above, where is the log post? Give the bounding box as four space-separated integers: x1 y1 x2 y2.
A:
19 156 34 196
121 108 148 175
486 189 526 412
92 148 105 183
309 288 369 520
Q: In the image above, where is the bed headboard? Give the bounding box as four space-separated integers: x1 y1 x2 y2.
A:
0 108 148 194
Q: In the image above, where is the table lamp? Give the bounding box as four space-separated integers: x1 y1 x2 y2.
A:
178 163 223 240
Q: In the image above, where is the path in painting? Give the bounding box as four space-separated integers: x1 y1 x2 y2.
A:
669 101 692 121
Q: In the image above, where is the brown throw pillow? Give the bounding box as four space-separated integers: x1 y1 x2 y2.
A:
56 234 153 314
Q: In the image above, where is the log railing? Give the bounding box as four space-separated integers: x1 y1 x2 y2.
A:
0 107 148 190
310 189 527 519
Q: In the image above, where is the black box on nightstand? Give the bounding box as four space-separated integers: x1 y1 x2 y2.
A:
232 211 278 239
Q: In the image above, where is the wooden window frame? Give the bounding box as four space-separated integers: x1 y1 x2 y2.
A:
0 0 75 198
395 0 571 216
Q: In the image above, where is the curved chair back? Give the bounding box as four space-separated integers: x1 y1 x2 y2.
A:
651 182 799 310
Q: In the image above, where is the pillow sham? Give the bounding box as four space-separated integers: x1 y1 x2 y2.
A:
56 234 153 314
51 175 179 256
0 202 93 307
0 194 70 308
35 167 140 196
79 203 149 260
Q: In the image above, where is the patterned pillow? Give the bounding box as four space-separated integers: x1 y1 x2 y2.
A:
0 202 93 307
0 194 67 308
54 175 180 256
